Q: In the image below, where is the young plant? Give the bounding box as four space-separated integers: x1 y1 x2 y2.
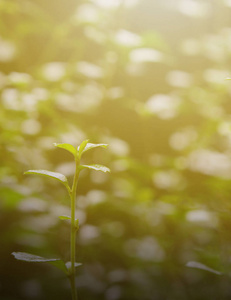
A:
12 140 110 300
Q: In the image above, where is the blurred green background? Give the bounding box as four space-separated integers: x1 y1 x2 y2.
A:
1 0 231 299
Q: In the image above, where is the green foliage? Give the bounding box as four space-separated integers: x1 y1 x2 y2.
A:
24 170 70 190
13 141 110 300
1 0 231 299
77 140 90 158
79 143 108 156
79 164 110 173
54 143 78 159
59 215 71 221
59 216 79 230
12 252 82 275
186 261 222 276
12 252 61 263
12 252 68 274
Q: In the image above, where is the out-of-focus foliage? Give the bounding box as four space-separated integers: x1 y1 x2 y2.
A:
1 0 231 299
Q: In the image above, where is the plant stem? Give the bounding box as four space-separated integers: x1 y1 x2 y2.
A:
69 158 80 300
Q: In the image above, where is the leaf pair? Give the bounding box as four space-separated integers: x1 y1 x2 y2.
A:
12 252 81 275
13 140 110 280
53 140 108 160
24 140 110 190
59 216 79 230
24 164 110 190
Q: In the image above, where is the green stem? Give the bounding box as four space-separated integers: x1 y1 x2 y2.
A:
69 273 78 300
69 158 80 300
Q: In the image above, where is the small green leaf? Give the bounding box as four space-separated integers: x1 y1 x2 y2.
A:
77 139 89 157
81 143 108 155
54 143 77 159
24 170 70 190
59 216 79 231
186 261 222 275
59 216 79 226
65 261 82 270
49 260 68 274
12 252 60 262
12 252 69 274
80 164 110 173
59 215 71 221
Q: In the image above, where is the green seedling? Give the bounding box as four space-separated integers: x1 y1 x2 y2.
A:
12 140 110 300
